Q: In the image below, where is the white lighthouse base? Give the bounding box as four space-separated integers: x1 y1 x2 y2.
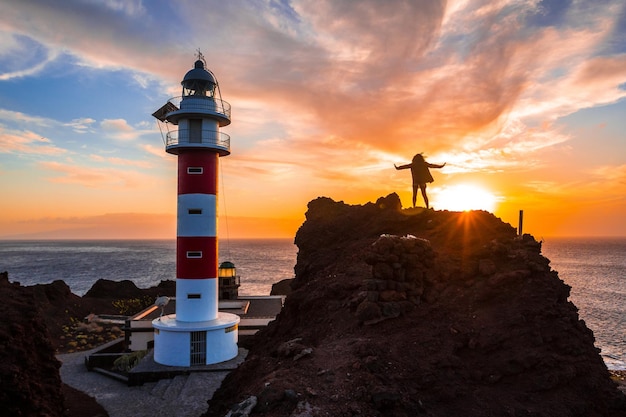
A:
152 312 240 367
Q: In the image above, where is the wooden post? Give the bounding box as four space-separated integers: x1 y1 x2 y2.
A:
518 210 524 236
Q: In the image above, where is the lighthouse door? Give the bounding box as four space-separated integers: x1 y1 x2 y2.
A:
190 331 207 365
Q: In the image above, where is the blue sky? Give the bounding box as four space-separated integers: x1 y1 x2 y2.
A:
1 0 625 238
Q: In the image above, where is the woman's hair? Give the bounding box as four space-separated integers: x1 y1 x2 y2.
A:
412 153 424 163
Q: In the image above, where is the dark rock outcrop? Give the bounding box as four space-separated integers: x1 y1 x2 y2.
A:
0 274 176 416
204 194 626 417
270 278 293 296
0 271 66 417
84 278 175 300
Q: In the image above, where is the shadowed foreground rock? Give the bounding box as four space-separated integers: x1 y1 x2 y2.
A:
204 194 626 417
0 272 66 416
0 273 176 417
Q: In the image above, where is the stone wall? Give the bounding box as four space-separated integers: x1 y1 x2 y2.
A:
356 234 435 324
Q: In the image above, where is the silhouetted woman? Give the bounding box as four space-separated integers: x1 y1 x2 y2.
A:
395 153 446 208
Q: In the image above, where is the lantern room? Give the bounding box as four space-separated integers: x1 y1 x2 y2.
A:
182 59 217 97
219 261 240 300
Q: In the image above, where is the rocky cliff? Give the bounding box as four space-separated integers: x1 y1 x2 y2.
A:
0 273 175 417
0 272 67 416
204 194 626 417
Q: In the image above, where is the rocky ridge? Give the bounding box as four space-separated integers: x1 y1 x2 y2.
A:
0 272 66 417
203 194 626 417
0 272 176 417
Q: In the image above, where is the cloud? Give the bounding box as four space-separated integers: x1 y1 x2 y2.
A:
0 0 180 91
0 126 65 155
0 31 61 80
184 0 615 177
91 0 146 17
140 143 169 159
1 0 625 234
573 54 626 95
100 118 137 140
38 160 154 189
0 108 53 127
5 212 175 239
89 153 152 168
2 0 623 166
65 118 96 133
589 164 626 190
100 118 156 141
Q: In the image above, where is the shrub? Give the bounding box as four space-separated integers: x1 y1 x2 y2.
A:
112 296 154 315
113 350 148 372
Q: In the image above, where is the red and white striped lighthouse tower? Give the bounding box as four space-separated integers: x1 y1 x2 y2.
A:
151 53 239 367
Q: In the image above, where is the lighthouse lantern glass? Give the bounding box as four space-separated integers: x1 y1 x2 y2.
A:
182 60 217 98
182 81 216 98
218 262 237 278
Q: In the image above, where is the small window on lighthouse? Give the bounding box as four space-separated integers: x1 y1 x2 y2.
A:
187 251 203 258
188 209 202 215
187 167 203 174
188 293 202 299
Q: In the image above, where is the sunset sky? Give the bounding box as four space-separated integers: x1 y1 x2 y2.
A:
1 0 625 239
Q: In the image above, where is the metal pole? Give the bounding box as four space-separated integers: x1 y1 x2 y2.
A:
518 210 524 236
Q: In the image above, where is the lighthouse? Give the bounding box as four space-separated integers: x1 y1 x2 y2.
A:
151 54 239 366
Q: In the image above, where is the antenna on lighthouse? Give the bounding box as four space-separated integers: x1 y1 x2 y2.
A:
196 48 207 66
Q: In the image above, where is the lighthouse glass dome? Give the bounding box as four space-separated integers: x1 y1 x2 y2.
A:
218 261 237 278
182 60 217 97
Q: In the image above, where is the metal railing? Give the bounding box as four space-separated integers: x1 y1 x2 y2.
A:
166 129 231 151
168 96 231 120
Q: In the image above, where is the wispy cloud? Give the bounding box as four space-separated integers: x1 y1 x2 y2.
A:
6 212 175 239
89 153 152 168
0 30 61 80
38 160 154 189
65 118 96 133
140 143 169 159
0 127 65 155
589 163 626 187
0 108 53 127
91 0 146 17
100 118 139 140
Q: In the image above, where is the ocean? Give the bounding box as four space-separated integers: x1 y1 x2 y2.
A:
0 239 296 297
541 237 626 371
0 237 624 370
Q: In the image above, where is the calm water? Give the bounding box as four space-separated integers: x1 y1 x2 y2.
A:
0 239 296 297
0 237 624 369
541 237 626 370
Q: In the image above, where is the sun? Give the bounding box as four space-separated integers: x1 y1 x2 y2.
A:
432 183 498 212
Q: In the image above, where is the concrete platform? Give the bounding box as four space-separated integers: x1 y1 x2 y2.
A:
59 346 247 417
128 347 247 386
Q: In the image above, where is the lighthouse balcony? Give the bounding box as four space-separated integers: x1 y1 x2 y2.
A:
166 129 231 156
165 96 231 126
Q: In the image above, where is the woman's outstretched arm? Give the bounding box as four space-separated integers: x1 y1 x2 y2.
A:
427 162 446 169
395 163 411 170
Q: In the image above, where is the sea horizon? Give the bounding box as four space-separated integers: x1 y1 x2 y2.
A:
1 234 625 241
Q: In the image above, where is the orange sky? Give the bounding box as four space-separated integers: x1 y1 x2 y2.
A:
1 0 625 239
